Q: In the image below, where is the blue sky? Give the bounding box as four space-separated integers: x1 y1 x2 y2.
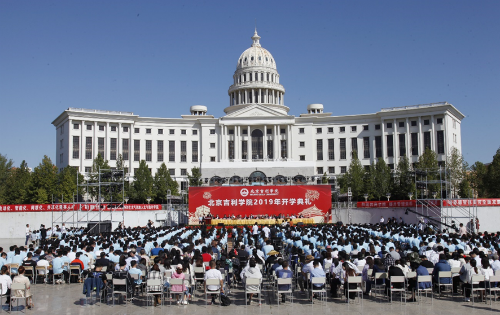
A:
1 0 499 168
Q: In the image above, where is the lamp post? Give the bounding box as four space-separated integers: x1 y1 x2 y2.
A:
363 193 368 202
147 196 151 204
432 191 437 199
124 196 129 204
408 192 413 200
386 193 391 201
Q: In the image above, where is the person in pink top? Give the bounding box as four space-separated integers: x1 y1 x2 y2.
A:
171 264 187 305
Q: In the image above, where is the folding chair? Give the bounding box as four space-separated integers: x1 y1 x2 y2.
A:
10 283 27 312
372 272 387 301
244 278 261 306
417 275 433 305
310 277 327 304
145 279 164 307
276 278 293 305
169 278 185 305
112 278 129 305
470 274 485 305
438 271 453 297
389 276 406 304
35 266 48 284
205 278 222 306
24 266 35 285
346 276 363 305
130 273 143 296
426 268 434 275
69 265 82 283
52 270 65 285
9 264 19 276
487 275 500 305
194 267 205 292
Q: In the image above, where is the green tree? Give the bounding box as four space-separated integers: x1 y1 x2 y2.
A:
153 163 179 203
130 160 154 203
392 156 415 200
0 154 14 203
469 161 488 198
115 153 130 201
29 155 58 204
56 166 84 203
4 160 32 204
88 154 111 200
322 172 328 184
447 147 468 198
486 148 500 198
343 153 365 200
415 148 439 198
187 167 203 187
372 158 392 200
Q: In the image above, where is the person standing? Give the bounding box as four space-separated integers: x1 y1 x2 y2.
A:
40 225 47 244
25 225 31 246
380 216 385 225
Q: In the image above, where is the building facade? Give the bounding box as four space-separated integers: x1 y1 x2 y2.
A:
52 30 464 188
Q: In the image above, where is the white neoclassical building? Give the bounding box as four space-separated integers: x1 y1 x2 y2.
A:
52 30 465 189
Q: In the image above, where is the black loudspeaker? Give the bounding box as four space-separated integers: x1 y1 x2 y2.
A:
87 221 112 235
218 223 225 227
337 221 343 226
297 222 304 227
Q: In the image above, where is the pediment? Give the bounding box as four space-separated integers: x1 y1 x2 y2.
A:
224 104 287 118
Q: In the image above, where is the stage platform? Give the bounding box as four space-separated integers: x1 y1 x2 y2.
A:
204 218 314 225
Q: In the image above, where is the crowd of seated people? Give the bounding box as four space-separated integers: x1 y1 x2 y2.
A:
0 218 499 308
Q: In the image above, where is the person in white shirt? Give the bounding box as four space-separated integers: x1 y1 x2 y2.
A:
204 260 223 305
0 266 12 303
25 224 31 246
380 216 385 224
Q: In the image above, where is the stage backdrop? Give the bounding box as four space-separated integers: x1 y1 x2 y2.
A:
188 185 332 225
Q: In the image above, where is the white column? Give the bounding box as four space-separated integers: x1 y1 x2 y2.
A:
393 118 397 164
272 90 275 104
247 126 251 161
418 116 423 155
405 118 410 158
371 137 376 164
381 120 386 161
258 88 261 104
235 126 240 160
251 89 254 103
222 125 226 161
263 125 267 159
80 120 85 173
274 125 279 159
444 115 449 158
430 114 435 152
287 125 291 159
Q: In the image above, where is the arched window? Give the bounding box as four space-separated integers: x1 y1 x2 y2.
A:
293 175 307 185
209 176 224 186
249 171 267 183
229 175 243 185
273 175 287 185
251 129 263 160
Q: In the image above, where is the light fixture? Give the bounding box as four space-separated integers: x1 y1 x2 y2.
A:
363 193 368 202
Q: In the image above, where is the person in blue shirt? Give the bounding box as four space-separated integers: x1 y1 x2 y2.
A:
128 260 143 285
50 251 69 283
407 262 431 302
432 254 452 288
310 260 326 302
276 261 293 303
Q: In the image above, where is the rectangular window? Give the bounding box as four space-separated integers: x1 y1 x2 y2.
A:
317 167 323 175
228 129 234 135
437 131 445 154
158 129 163 135
299 155 305 161
72 136 79 159
424 132 431 150
399 122 404 128
317 139 323 161
386 135 393 157
267 140 273 159
180 141 187 162
340 138 346 159
169 141 175 162
363 125 369 131
375 124 381 130
281 140 287 158
411 133 418 156
399 134 406 157
340 127 345 132
134 140 140 161
242 129 248 135
99 125 104 131
280 128 286 134
85 138 93 159
328 127 333 133
328 139 334 160
192 141 198 162
181 169 187 176
145 140 152 162
157 140 164 162
424 119 430 126
242 140 248 159
192 130 198 135
386 122 393 129
123 126 129 132
169 129 175 135
210 143 216 149
210 129 215 135
299 141 305 147
316 128 322 134
351 138 358 158
85 167 91 173
134 128 139 134
228 140 234 159
411 121 417 127
437 118 443 124
341 166 347 174
299 128 305 134
363 137 370 159
329 167 335 174
111 126 117 132
388 164 394 170
181 129 186 135
98 137 105 157
351 126 357 132
110 138 117 160
375 136 382 158
146 128 151 134
169 169 175 176
210 156 215 162
74 124 79 130
266 128 272 135
123 139 129 160
60 139 63 149
86 125 92 131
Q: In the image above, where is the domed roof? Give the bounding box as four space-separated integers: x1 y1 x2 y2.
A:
236 30 277 70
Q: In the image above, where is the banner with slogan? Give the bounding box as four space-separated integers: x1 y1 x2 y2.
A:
0 204 162 212
357 198 500 208
188 185 332 225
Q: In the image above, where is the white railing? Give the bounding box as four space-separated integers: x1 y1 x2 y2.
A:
68 107 134 115
380 102 449 112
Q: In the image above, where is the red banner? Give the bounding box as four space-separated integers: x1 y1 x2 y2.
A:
0 204 161 212
188 185 332 224
357 199 500 208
